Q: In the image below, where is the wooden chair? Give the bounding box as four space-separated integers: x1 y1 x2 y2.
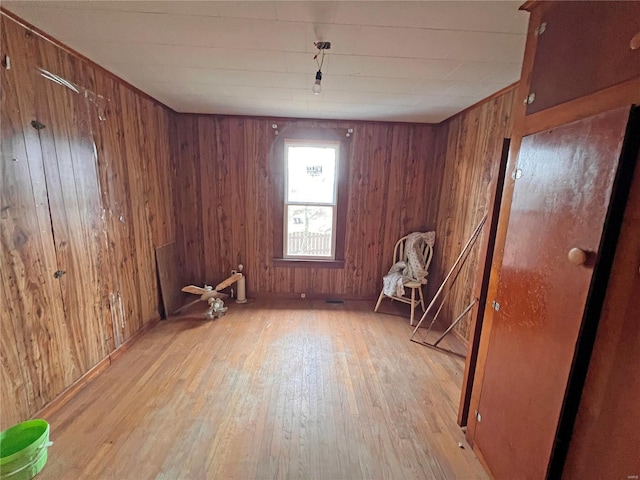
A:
374 233 434 326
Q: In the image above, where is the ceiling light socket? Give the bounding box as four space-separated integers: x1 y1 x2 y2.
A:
312 70 322 95
315 41 331 50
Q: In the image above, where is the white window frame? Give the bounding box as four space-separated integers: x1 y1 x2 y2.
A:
283 139 340 260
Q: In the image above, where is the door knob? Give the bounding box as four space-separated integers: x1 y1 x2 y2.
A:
631 31 640 50
568 248 587 266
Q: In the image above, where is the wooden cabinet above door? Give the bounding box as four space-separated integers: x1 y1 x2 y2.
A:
525 1 640 115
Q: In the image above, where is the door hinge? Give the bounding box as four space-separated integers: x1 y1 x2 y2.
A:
524 92 536 105
512 168 523 180
31 120 46 130
475 410 482 422
534 22 547 36
491 300 501 311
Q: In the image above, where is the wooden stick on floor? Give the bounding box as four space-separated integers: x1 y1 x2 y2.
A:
410 214 487 341
432 300 476 346
415 250 470 343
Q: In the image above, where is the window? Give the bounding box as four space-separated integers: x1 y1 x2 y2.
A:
271 126 350 267
284 141 339 259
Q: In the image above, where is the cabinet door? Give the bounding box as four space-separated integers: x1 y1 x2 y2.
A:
0 18 69 429
526 1 640 115
33 51 110 378
473 106 634 479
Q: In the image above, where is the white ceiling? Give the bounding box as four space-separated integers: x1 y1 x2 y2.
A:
4 1 529 123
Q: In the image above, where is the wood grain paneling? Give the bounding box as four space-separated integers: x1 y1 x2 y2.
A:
35 39 109 379
0 13 174 429
171 116 440 300
431 88 517 340
1 19 70 430
1 3 518 436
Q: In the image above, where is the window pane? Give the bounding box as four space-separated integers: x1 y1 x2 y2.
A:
286 205 334 257
287 146 336 204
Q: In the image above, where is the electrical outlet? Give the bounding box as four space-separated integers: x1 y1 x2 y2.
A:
300 293 306 298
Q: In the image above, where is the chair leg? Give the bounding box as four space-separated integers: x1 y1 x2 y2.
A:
410 287 416 326
374 290 385 312
418 285 425 311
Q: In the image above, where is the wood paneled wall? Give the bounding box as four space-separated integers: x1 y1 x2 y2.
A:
1 6 520 431
171 115 440 299
430 88 517 340
0 13 174 429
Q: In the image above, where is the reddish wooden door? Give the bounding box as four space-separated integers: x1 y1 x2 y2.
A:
473 107 633 479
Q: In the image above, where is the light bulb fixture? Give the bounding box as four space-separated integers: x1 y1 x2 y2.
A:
312 41 330 95
312 70 322 95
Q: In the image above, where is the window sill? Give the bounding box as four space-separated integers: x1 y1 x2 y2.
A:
273 258 345 269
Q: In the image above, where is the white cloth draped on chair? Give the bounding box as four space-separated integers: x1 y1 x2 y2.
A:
375 231 435 326
382 231 435 297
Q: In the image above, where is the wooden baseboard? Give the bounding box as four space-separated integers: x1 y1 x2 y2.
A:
109 317 160 362
34 317 161 420
34 355 112 420
249 292 377 301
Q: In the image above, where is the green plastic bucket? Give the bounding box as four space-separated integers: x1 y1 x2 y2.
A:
0 420 51 480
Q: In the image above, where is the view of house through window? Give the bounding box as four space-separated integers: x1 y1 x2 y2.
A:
284 141 339 259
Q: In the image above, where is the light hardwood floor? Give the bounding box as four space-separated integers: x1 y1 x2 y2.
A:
37 300 488 479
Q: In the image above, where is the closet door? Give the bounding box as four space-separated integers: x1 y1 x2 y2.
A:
33 47 110 379
0 19 69 429
471 106 635 479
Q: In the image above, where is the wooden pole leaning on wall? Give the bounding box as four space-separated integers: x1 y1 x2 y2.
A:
409 214 487 356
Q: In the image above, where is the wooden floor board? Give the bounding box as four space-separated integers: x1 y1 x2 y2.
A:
36 300 487 480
